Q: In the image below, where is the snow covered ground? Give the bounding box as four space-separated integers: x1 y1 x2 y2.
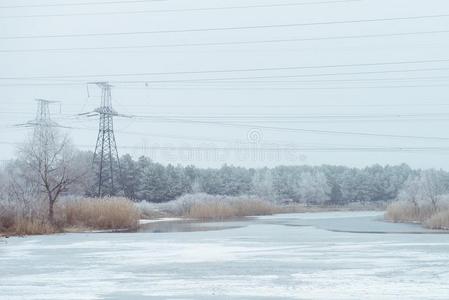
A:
1 211 449 299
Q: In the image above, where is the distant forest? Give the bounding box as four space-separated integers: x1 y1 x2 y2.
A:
3 149 449 205
96 154 429 204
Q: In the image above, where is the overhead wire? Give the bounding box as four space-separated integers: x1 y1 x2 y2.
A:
2 30 448 53
0 0 361 18
3 111 449 119
2 140 449 153
2 58 449 80
109 67 449 83
2 13 449 40
131 115 449 141
0 0 359 9
5 101 449 108
0 0 175 9
112 84 449 90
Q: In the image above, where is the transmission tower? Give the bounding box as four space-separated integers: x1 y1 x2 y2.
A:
91 82 121 197
16 99 60 142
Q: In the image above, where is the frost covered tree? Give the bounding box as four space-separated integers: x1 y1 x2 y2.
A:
397 175 422 212
271 166 304 201
68 151 95 197
340 169 377 202
218 165 252 196
418 169 449 211
297 171 331 205
165 164 191 200
395 169 449 214
251 168 275 199
136 157 168 202
120 154 139 200
198 165 252 196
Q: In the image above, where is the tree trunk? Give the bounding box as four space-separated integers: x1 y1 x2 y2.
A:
48 199 55 224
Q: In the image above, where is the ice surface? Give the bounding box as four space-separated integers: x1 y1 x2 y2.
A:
1 212 449 299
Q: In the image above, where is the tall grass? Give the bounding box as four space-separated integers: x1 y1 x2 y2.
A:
137 193 282 220
13 217 57 235
1 214 56 236
0 199 55 236
57 197 140 230
425 210 449 230
1 197 140 236
385 199 449 230
187 198 280 220
384 201 433 223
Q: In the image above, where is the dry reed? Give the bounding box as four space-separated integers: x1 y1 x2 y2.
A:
425 210 449 230
57 197 140 230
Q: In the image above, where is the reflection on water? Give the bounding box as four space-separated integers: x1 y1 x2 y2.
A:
138 219 245 233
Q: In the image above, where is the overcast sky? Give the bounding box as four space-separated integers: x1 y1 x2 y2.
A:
1 0 449 169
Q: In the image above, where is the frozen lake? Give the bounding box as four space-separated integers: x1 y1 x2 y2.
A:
2 211 449 299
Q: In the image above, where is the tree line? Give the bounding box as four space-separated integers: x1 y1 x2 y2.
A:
2 143 449 207
113 155 422 204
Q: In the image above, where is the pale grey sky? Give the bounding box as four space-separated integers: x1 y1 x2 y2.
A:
1 0 449 168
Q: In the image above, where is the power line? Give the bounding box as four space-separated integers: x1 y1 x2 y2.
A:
103 145 449 153
2 13 449 40
72 113 449 124
165 75 449 83
15 117 444 148
0 0 164 9
5 101 449 108
133 116 449 141
103 74 449 85
0 0 360 17
66 113 449 142
8 112 449 148
110 67 449 83
117 84 449 90
4 110 449 119
54 123 416 146
108 103 449 108
115 146 449 153
117 118 449 124
3 111 448 125
103 112 449 119
2 58 449 80
3 140 449 153
2 29 448 53
1 82 448 90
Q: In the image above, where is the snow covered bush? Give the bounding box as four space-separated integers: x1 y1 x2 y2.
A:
135 201 166 219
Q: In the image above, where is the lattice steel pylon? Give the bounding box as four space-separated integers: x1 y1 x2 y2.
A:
91 82 121 197
16 98 60 142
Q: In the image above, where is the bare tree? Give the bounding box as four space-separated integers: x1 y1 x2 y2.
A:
419 170 448 212
4 159 42 219
19 127 80 224
397 175 421 216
